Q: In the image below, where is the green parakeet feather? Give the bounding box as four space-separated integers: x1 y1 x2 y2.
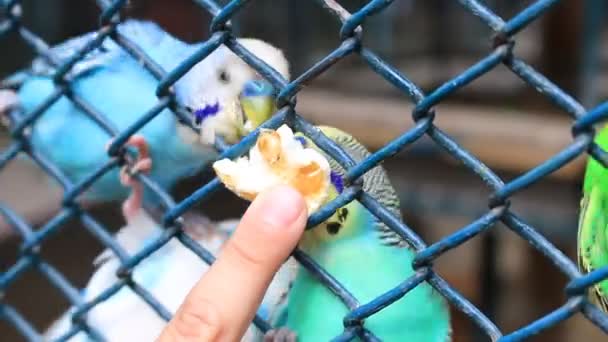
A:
578 125 608 312
275 125 451 341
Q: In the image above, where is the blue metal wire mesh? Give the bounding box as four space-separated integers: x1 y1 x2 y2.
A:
0 0 608 341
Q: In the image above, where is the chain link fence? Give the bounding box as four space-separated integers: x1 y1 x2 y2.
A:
1 0 608 341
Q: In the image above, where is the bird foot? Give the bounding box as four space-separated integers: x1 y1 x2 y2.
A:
104 134 152 187
107 134 152 222
263 328 297 342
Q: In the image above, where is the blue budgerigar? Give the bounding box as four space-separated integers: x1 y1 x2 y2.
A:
43 135 298 342
0 19 289 205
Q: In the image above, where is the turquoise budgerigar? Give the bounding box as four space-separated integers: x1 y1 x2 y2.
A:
577 124 608 313
0 19 289 205
262 126 452 341
43 135 298 342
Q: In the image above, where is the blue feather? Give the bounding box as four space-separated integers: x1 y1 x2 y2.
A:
12 20 213 205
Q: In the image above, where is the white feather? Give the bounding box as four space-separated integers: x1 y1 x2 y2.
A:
43 210 296 342
175 38 290 146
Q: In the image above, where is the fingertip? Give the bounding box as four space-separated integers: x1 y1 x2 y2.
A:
251 184 307 234
161 185 308 342
237 185 307 260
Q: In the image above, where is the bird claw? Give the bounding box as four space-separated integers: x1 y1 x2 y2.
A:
106 134 151 187
120 157 152 186
114 135 151 222
263 328 297 342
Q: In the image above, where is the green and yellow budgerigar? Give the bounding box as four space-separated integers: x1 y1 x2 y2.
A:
578 125 608 313
229 84 451 340
263 126 452 341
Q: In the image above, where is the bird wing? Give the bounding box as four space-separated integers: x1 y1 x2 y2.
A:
30 30 120 80
577 185 608 313
0 30 116 91
21 19 171 83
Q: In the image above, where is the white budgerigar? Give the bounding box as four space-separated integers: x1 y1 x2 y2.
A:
43 135 298 342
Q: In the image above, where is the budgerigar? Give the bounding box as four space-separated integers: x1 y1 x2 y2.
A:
577 124 608 313
265 126 452 341
43 135 297 342
0 19 289 206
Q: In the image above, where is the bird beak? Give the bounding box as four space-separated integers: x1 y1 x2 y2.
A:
238 79 277 134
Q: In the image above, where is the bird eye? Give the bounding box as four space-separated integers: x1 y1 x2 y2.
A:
218 70 230 84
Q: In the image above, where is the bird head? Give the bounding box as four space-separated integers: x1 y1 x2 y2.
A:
175 38 289 146
291 133 369 246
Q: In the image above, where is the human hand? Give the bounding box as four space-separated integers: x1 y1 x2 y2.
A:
157 185 307 341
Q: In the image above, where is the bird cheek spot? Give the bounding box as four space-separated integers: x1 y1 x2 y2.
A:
338 207 349 222
330 171 344 194
194 102 221 126
295 136 308 147
326 222 341 235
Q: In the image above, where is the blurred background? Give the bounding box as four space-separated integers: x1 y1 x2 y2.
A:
0 0 607 341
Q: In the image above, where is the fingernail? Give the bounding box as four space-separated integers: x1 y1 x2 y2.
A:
257 185 305 230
